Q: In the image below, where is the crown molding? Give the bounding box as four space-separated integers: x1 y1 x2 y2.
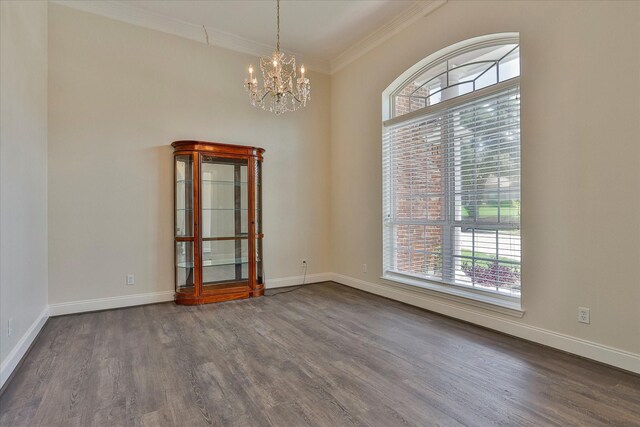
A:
51 0 331 74
203 26 330 74
51 0 446 75
330 0 447 74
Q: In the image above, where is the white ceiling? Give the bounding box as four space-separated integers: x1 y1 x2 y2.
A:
119 1 414 60
54 0 446 73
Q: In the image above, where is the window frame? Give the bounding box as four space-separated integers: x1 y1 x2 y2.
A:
381 34 523 315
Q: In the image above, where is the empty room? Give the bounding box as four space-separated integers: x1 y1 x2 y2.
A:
1 0 639 425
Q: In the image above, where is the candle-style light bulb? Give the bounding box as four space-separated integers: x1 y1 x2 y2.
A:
273 59 278 67
300 65 305 75
249 65 253 74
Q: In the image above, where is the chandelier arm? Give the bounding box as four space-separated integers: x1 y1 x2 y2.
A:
259 91 271 103
282 89 302 103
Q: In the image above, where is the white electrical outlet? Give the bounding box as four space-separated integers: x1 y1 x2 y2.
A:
578 307 590 324
7 318 13 337
362 263 367 273
127 274 135 286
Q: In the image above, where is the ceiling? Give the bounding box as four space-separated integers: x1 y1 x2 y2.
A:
54 0 447 73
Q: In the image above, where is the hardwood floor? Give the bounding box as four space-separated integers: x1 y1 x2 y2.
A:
1 282 638 426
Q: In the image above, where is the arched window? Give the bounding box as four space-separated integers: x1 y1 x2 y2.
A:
382 34 521 308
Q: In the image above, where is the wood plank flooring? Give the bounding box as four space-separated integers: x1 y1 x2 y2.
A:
1 282 639 426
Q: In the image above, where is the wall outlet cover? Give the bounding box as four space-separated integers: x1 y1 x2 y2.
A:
578 307 590 324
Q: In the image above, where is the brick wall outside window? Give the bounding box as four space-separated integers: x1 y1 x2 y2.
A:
392 109 444 278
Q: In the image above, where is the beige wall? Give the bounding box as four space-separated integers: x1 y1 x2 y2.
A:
0 1 49 364
331 0 640 355
48 4 331 304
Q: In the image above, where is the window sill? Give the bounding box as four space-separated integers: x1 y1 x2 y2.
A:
381 272 524 318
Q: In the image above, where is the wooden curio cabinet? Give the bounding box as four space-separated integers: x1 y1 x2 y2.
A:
172 140 264 305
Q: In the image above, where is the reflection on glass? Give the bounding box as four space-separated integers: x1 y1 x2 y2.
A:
202 239 248 286
440 82 474 103
202 210 248 238
474 64 498 90
201 156 249 288
201 157 248 239
256 238 263 285
176 241 194 293
255 160 262 234
499 47 520 82
448 62 493 85
412 62 447 91
175 155 193 237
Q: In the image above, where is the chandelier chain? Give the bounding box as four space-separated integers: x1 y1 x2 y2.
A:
276 0 280 53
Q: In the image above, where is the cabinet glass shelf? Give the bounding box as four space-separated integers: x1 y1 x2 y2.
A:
178 259 248 268
201 208 249 211
202 180 248 184
202 234 249 240
176 179 248 185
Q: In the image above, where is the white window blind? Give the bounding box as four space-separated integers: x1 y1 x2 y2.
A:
383 81 521 298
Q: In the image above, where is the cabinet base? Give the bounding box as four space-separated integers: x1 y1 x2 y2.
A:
250 283 265 297
175 283 265 305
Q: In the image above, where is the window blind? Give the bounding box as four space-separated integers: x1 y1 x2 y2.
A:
383 82 521 297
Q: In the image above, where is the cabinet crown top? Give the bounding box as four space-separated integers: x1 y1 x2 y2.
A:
172 140 265 157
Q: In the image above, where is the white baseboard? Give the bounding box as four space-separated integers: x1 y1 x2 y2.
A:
47 273 334 317
48 290 175 317
266 273 333 289
1 306 49 389
330 273 640 374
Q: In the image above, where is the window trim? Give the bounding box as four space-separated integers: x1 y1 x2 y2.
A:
382 34 522 313
381 271 524 317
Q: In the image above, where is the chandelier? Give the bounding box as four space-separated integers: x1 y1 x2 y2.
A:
244 0 310 115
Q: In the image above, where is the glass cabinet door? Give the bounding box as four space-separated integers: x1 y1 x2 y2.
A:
255 160 264 287
175 155 194 293
201 156 249 290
